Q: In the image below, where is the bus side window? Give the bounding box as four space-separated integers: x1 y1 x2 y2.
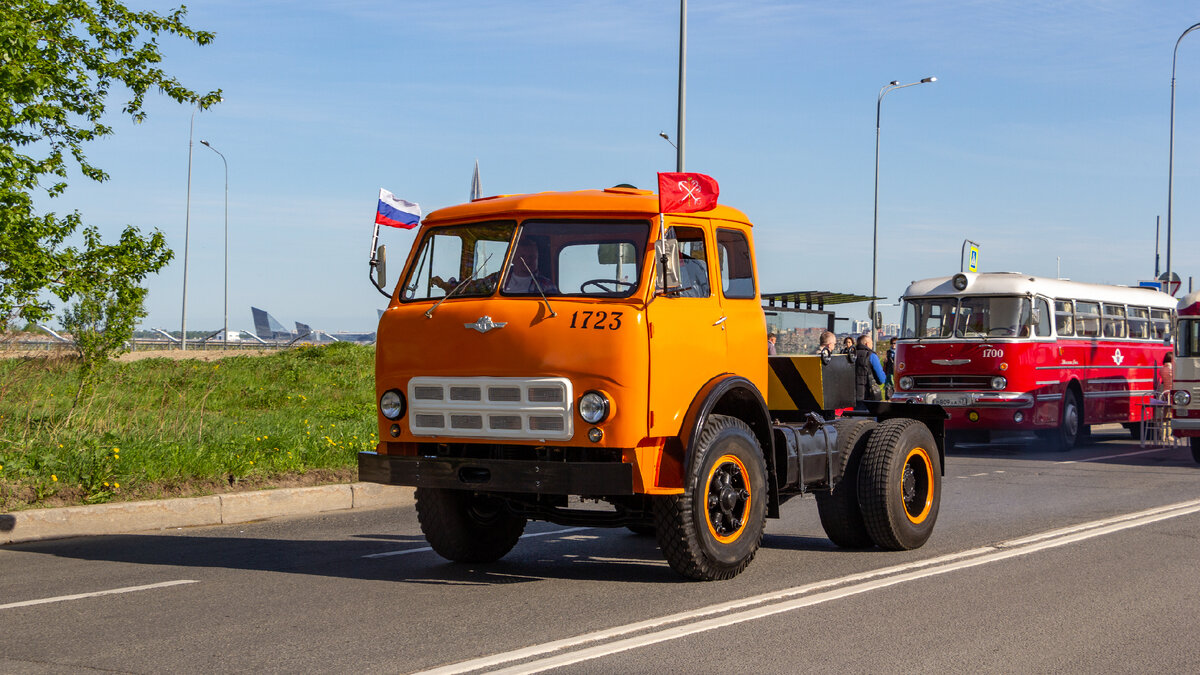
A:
1150 309 1171 340
1076 301 1101 338
1101 303 1127 339
1034 298 1052 337
1128 306 1150 340
1055 299 1074 336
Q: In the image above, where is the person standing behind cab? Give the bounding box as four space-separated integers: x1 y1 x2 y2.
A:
854 334 886 402
817 331 836 359
883 337 897 399
767 332 778 356
841 336 855 354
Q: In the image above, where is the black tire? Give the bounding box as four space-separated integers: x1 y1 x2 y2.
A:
858 418 942 551
815 419 878 548
1122 422 1140 439
1041 388 1081 452
654 414 768 581
1191 437 1200 464
414 487 526 563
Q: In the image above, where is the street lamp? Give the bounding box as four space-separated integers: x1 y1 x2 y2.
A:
180 103 198 350
675 0 686 172
872 76 936 335
200 140 228 348
1167 22 1200 298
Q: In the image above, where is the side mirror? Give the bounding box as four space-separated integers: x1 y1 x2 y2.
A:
375 245 387 289
654 239 681 293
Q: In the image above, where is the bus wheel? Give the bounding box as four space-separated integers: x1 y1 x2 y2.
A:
1042 389 1080 452
815 419 877 548
857 418 942 550
415 488 526 563
1191 437 1200 464
654 414 767 581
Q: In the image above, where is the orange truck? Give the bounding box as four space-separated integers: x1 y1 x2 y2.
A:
360 185 947 580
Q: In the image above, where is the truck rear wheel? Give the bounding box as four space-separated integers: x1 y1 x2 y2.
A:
654 414 767 581
415 487 526 563
857 418 941 550
815 419 877 548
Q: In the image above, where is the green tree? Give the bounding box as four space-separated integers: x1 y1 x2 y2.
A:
61 225 171 406
0 1 221 328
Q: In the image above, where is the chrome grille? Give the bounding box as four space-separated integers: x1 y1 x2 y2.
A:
407 376 574 440
911 375 994 391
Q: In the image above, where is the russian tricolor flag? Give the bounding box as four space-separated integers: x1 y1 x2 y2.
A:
375 188 421 229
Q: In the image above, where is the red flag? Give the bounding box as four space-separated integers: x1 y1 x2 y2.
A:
657 172 719 213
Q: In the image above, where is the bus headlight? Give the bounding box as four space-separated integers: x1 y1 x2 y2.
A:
380 389 406 420
990 376 1007 390
579 391 611 424
899 376 914 391
1173 390 1191 407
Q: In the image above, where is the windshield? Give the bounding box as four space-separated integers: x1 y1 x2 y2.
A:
400 219 651 302
902 295 1033 338
1180 318 1200 358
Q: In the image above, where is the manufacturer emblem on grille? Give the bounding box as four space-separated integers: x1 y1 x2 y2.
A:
466 316 507 333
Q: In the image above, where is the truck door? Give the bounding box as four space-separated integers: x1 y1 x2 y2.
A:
715 226 767 395
647 221 726 437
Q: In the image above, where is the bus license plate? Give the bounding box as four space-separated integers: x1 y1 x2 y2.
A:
933 394 970 407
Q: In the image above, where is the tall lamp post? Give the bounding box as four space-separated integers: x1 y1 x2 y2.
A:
675 0 686 172
872 76 936 335
1167 22 1200 297
200 140 228 348
180 104 198 350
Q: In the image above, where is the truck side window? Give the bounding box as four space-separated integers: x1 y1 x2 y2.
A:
667 226 710 298
717 228 756 299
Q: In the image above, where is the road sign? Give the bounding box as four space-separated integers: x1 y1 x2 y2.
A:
1158 271 1182 296
1139 280 1166 291
968 244 978 273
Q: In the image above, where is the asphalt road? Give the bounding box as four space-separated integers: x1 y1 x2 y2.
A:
3 427 1200 674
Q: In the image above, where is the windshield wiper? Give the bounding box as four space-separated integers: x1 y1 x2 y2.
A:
520 257 556 317
425 253 493 318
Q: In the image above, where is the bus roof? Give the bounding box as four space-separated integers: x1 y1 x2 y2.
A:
422 187 751 226
1180 290 1200 316
901 272 1177 309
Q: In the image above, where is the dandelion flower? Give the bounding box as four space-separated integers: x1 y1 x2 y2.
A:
114 483 120 488
51 474 58 482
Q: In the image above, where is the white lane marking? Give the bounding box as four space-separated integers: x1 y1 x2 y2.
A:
0 580 199 611
417 498 1200 675
1056 446 1174 464
362 527 592 559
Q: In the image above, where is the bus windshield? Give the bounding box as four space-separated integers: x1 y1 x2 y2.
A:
902 295 1033 339
1179 318 1200 358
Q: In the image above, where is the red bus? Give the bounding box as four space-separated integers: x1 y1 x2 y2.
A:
891 272 1176 450
1172 290 1200 461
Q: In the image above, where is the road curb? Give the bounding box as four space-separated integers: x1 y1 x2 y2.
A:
0 482 415 545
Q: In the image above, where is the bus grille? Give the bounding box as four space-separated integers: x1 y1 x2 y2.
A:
407 376 573 441
910 375 994 390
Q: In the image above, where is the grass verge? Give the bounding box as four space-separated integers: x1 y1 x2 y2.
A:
0 342 374 511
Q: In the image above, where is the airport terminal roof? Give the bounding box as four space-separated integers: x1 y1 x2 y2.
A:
761 290 881 311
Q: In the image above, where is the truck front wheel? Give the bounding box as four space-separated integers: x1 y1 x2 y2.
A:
654 414 767 581
857 418 941 550
415 488 526 563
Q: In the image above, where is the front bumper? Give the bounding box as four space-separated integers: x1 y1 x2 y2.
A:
358 451 634 495
892 391 1034 408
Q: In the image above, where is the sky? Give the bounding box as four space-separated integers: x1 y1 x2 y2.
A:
31 0 1200 333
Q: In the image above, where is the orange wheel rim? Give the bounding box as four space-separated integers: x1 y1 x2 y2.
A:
704 454 751 543
901 446 934 524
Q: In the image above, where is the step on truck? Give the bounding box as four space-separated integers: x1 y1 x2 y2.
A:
359 182 947 580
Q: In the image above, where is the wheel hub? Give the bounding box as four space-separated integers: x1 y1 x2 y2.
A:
706 461 748 537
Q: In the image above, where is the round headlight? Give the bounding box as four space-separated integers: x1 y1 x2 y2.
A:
990 376 1007 390
1173 389 1192 407
899 376 914 391
380 389 406 420
579 391 610 424
952 273 969 291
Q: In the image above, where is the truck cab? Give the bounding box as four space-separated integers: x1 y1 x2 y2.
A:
361 185 944 580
